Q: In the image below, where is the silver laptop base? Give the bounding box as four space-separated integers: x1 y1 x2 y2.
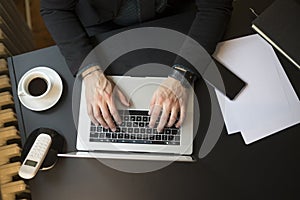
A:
58 151 195 162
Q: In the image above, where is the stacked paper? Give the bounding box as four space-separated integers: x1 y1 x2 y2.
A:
213 34 300 144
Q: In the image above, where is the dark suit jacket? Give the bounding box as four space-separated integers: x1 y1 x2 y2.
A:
40 0 233 75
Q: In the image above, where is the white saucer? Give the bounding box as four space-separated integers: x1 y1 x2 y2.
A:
18 67 63 111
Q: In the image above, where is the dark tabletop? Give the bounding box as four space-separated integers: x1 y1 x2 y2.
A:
7 0 300 199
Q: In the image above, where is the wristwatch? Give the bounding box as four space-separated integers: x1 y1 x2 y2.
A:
168 64 196 88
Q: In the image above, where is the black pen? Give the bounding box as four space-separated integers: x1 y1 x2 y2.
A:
249 7 259 17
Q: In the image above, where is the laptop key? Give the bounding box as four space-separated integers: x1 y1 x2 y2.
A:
124 116 129 121
155 135 161 140
100 133 105 138
171 129 178 135
120 121 126 127
127 122 132 127
143 116 148 122
124 133 130 139
105 133 111 138
133 122 139 127
140 128 145 133
136 116 142 121
130 116 135 121
128 128 133 133
118 133 124 139
112 133 117 138
131 134 136 139
90 133 98 138
142 134 148 140
103 128 109 132
137 134 142 139
169 141 180 145
162 135 168 141
152 141 166 145
146 129 152 134
90 138 100 142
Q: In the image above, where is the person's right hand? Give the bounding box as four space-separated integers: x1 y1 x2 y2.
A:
82 66 130 131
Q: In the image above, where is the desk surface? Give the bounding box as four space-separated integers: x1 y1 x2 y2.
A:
8 0 300 199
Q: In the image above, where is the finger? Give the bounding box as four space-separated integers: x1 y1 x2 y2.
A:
87 104 98 126
107 97 122 125
99 102 116 131
167 105 179 127
149 104 162 128
149 104 154 116
157 105 171 132
116 87 130 107
93 104 108 128
148 95 156 115
175 102 186 128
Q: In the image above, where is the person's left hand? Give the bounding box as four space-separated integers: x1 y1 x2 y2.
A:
148 77 188 132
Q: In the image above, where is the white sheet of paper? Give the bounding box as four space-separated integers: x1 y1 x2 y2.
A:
213 34 300 144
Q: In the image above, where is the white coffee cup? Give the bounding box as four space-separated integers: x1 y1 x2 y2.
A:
18 71 52 99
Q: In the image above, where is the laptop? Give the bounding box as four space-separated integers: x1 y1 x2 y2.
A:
58 75 195 162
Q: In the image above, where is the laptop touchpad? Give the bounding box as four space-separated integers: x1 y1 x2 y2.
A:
112 76 165 110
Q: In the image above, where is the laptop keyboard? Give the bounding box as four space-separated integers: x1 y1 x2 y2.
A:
89 110 180 145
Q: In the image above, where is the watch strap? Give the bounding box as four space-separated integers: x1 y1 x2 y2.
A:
169 64 196 88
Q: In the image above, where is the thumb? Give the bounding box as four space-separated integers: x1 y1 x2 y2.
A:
116 87 130 107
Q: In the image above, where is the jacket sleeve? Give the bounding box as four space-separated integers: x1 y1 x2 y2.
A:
173 0 233 75
192 0 233 54
40 0 94 75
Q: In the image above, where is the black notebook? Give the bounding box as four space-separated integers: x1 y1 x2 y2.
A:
252 0 300 69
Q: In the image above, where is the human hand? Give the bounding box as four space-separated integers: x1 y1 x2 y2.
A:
148 77 188 132
83 66 130 131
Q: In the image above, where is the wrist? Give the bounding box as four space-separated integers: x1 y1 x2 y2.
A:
82 65 102 79
82 67 106 85
76 63 102 78
81 65 102 78
167 76 182 85
168 64 196 88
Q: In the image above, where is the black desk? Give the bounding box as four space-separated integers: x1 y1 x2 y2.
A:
8 0 300 199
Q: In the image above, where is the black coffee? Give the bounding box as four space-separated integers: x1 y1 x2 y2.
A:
28 77 48 96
